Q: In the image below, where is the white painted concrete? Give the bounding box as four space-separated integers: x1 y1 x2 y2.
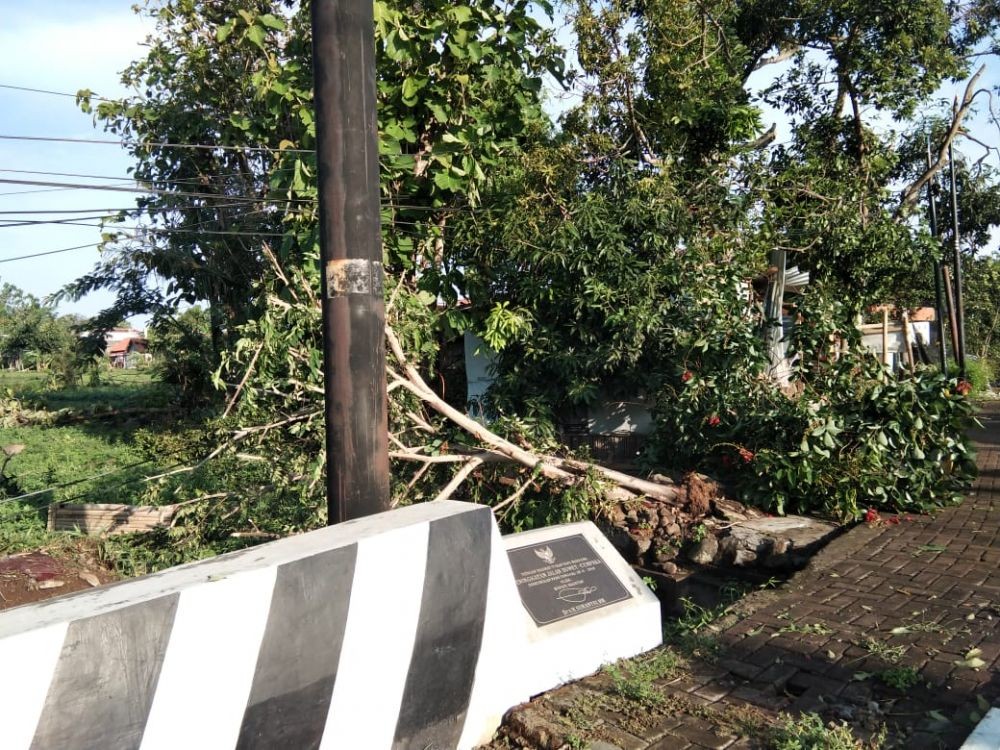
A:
0 504 662 750
0 622 68 750
962 709 1000 750
320 522 429 750
0 500 473 639
139 566 277 750
459 520 534 748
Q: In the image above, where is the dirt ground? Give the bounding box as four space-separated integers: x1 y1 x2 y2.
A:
0 543 117 611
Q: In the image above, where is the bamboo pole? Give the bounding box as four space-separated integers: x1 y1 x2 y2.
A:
942 265 960 372
902 312 915 374
882 308 890 368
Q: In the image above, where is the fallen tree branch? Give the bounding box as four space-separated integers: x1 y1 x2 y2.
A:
492 471 537 518
550 456 682 500
385 325 681 505
432 457 485 502
223 341 263 419
389 450 507 464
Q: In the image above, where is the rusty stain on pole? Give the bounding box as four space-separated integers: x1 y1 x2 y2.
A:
311 0 391 523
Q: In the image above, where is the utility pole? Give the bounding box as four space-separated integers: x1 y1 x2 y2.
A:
311 0 391 523
948 128 968 380
926 137 948 369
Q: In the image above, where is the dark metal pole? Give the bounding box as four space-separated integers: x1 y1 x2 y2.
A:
947 135 968 380
926 137 948 369
311 0 391 523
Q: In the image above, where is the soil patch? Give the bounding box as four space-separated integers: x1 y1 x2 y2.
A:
0 543 117 611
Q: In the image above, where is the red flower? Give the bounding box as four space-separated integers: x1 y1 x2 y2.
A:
956 379 972 396
707 414 721 427
738 447 755 463
864 508 880 524
681 370 694 383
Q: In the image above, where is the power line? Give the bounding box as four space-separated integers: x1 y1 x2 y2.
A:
0 242 100 264
0 179 490 214
0 133 314 154
0 181 137 198
0 177 315 204
0 208 142 215
0 166 297 186
0 82 119 102
0 452 189 508
0 215 115 229
0 217 444 263
4 219 289 239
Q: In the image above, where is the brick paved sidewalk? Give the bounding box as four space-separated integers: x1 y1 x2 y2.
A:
497 402 1000 750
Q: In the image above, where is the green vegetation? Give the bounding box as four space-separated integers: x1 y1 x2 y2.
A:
964 358 995 397
878 666 921 691
604 650 683 708
1 0 994 572
769 713 884 750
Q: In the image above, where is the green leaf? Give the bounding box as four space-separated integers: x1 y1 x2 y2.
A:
258 14 285 31
216 21 236 43
246 24 267 50
448 5 473 24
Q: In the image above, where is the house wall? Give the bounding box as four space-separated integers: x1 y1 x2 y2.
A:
860 321 934 369
464 333 497 420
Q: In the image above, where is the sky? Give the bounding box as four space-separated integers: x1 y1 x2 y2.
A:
0 0 152 319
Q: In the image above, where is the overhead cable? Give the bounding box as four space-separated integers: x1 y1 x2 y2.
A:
0 133 313 154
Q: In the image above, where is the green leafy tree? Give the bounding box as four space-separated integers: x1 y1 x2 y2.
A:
0 283 77 372
148 306 215 401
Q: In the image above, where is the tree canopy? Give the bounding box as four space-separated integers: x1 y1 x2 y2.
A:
65 0 998 527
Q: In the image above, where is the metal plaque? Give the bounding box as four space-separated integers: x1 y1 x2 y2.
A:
507 534 632 626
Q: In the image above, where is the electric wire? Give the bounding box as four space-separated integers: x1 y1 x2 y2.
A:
0 166 298 186
0 242 102 264
0 133 314 154
0 450 192 508
0 215 118 229
0 82 119 102
0 177 314 203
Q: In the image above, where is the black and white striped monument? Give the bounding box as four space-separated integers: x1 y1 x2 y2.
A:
0 501 660 749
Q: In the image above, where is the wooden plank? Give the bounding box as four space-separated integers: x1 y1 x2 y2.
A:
47 503 179 536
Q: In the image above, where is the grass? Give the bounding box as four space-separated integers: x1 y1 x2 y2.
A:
604 649 683 707
2 368 170 412
769 713 885 750
0 369 184 557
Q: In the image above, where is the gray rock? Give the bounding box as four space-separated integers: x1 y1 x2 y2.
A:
732 548 758 567
722 515 839 571
631 533 653 557
639 506 659 525
599 524 633 559
688 535 719 565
